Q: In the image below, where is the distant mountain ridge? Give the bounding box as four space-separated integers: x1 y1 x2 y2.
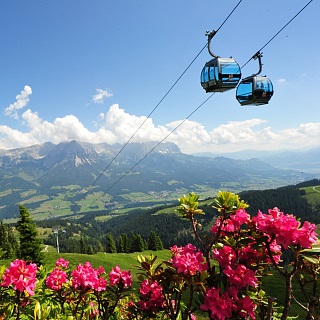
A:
194 147 320 174
0 140 317 219
0 140 181 187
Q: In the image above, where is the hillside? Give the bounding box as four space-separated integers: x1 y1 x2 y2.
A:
0 140 316 220
35 179 320 254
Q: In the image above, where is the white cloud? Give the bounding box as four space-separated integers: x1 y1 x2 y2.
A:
4 85 32 119
92 88 113 104
276 78 286 85
0 104 319 153
209 119 267 144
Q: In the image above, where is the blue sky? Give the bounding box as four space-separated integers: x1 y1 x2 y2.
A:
1 0 319 154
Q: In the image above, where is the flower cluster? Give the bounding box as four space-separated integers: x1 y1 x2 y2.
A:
201 284 256 320
1 191 319 320
1 259 37 296
71 262 107 292
207 245 258 319
137 279 165 313
45 257 69 290
170 243 207 276
46 268 68 290
210 208 250 235
55 257 69 269
253 207 318 249
109 265 132 288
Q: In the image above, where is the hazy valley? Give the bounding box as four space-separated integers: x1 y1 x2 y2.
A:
0 140 318 221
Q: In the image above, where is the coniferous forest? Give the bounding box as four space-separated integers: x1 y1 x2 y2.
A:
0 180 319 257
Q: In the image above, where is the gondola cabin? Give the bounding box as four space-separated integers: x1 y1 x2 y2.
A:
236 76 273 106
201 57 241 93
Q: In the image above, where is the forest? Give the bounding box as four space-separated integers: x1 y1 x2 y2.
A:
0 179 319 258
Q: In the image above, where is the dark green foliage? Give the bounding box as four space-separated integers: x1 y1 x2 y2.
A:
8 225 20 258
296 179 320 188
106 233 117 253
148 231 164 251
118 233 130 253
87 244 94 255
16 205 43 265
129 233 146 252
0 221 16 259
79 236 87 254
70 204 82 213
239 185 320 223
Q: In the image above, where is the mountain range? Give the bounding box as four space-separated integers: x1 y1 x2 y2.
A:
194 147 320 174
0 140 318 219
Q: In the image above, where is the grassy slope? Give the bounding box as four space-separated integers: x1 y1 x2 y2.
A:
301 185 320 209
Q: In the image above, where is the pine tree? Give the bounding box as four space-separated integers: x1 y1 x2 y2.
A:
130 233 146 252
0 222 13 259
118 233 129 253
16 205 43 265
87 245 94 255
79 236 87 254
106 233 117 253
8 225 20 258
148 231 164 251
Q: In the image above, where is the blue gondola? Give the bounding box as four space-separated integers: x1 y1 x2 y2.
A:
236 52 273 106
201 31 241 93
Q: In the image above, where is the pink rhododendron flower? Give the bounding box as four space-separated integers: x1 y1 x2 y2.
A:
55 258 69 269
213 245 236 268
109 265 132 288
200 287 233 320
46 268 67 290
238 245 259 267
223 265 258 290
71 262 107 292
294 220 318 248
230 208 250 229
238 238 282 266
253 208 317 249
1 259 37 296
236 296 256 319
265 238 282 264
138 279 165 313
210 218 235 235
170 243 207 276
211 209 250 236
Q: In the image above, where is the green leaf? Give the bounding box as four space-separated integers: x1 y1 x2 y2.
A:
302 255 320 264
239 238 255 246
141 261 151 270
302 248 320 253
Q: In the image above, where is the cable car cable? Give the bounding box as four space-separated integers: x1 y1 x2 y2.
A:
236 0 313 106
69 47 208 212
216 0 243 33
85 0 315 209
241 0 313 70
69 1 243 213
85 93 215 208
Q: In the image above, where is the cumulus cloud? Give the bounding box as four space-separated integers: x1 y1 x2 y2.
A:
209 119 267 144
4 85 32 119
92 88 113 104
0 104 319 153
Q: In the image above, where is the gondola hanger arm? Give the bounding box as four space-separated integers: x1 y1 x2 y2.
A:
205 30 219 58
251 51 263 77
